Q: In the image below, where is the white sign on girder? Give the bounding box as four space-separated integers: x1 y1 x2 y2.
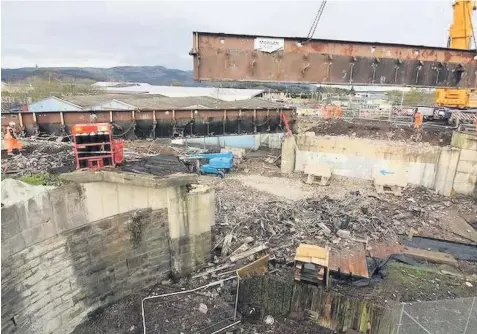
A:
254 37 284 53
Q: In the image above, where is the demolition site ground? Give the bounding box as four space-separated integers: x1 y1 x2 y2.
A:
70 168 477 333
2 118 477 333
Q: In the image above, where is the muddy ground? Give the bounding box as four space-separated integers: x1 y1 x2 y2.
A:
295 117 454 146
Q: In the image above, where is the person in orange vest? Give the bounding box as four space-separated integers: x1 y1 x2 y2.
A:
4 121 22 156
413 111 423 129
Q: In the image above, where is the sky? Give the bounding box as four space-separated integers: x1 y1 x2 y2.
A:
1 0 475 70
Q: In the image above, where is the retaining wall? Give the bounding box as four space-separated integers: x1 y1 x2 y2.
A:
282 132 477 196
1 171 215 334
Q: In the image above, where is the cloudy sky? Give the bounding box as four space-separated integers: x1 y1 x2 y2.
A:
1 0 474 70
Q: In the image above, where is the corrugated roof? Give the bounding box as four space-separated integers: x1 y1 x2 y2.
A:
64 94 133 107
54 94 289 111
96 82 265 101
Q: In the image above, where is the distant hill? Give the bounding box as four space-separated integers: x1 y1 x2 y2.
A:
1 66 202 86
1 66 318 95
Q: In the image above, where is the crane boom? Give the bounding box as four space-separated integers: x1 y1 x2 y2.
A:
436 0 477 109
449 0 476 49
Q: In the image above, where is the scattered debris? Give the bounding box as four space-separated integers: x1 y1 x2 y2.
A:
198 303 208 314
465 281 473 287
1 141 74 176
264 315 275 325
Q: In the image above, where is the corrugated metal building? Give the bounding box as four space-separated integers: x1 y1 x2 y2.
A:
26 94 287 112
92 82 265 101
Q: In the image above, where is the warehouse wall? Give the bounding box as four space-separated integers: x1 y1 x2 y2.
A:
1 172 215 334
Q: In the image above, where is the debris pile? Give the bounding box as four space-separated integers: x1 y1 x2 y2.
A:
297 117 453 146
1 142 74 176
211 178 476 264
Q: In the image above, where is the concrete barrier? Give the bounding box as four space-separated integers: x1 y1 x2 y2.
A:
1 171 215 334
282 132 477 196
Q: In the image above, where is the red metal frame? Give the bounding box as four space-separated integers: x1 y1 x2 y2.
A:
72 123 117 170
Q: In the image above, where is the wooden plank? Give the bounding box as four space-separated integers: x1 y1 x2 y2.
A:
403 247 458 267
236 255 269 279
230 244 268 262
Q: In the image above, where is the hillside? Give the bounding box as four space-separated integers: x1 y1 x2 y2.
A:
1 66 200 86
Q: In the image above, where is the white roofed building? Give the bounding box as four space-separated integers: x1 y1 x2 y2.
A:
92 82 265 101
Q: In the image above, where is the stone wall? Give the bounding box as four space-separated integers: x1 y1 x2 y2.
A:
1 171 215 334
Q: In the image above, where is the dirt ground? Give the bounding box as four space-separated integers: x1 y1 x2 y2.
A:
295 117 454 146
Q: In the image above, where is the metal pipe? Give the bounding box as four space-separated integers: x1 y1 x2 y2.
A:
141 276 238 334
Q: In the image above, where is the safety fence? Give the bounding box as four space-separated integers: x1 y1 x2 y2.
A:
396 297 477 334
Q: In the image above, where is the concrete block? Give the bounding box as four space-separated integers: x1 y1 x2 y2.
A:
460 149 477 162
451 132 477 150
281 135 296 174
453 172 477 195
304 163 332 186
457 160 477 175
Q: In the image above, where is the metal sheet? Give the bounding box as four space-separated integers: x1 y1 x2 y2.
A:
329 247 369 279
191 32 477 88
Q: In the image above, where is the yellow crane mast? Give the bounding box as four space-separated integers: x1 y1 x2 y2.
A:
436 0 477 109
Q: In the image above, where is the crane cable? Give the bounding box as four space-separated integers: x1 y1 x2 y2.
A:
305 0 328 42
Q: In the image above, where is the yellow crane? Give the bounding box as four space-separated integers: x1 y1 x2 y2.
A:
436 0 477 109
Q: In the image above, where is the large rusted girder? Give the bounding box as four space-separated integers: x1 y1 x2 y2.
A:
191 32 477 88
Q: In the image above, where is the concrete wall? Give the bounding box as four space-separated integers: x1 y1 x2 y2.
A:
1 171 215 334
294 135 441 188
286 132 477 196
173 133 284 150
451 132 477 196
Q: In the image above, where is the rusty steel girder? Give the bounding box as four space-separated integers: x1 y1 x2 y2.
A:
191 32 477 88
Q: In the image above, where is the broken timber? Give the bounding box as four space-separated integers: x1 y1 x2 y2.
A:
230 244 268 262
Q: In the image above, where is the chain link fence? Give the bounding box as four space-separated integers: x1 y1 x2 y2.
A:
397 297 476 334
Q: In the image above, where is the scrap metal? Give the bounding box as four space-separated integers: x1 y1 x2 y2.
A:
191 31 477 88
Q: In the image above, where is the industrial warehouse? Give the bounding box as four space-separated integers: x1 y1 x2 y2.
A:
1 1 477 334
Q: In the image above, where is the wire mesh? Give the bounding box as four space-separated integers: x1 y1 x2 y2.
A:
397 297 477 334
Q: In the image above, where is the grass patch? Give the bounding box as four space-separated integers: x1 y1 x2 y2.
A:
19 172 64 186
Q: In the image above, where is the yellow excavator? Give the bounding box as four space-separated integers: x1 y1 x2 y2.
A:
436 0 477 109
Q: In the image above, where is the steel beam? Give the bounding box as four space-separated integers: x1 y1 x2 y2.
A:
191 32 477 88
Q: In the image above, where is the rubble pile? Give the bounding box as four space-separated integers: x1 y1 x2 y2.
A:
1 142 75 176
212 179 476 262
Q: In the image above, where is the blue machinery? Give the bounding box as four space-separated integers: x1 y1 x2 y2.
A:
182 152 234 178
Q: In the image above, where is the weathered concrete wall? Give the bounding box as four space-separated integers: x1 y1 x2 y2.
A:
294 135 440 188
1 171 215 334
451 132 477 196
284 133 477 196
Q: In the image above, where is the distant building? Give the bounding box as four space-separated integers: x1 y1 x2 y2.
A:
29 96 82 112
25 94 287 112
92 82 265 101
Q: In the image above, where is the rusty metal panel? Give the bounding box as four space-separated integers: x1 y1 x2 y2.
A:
329 247 369 279
191 32 477 88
